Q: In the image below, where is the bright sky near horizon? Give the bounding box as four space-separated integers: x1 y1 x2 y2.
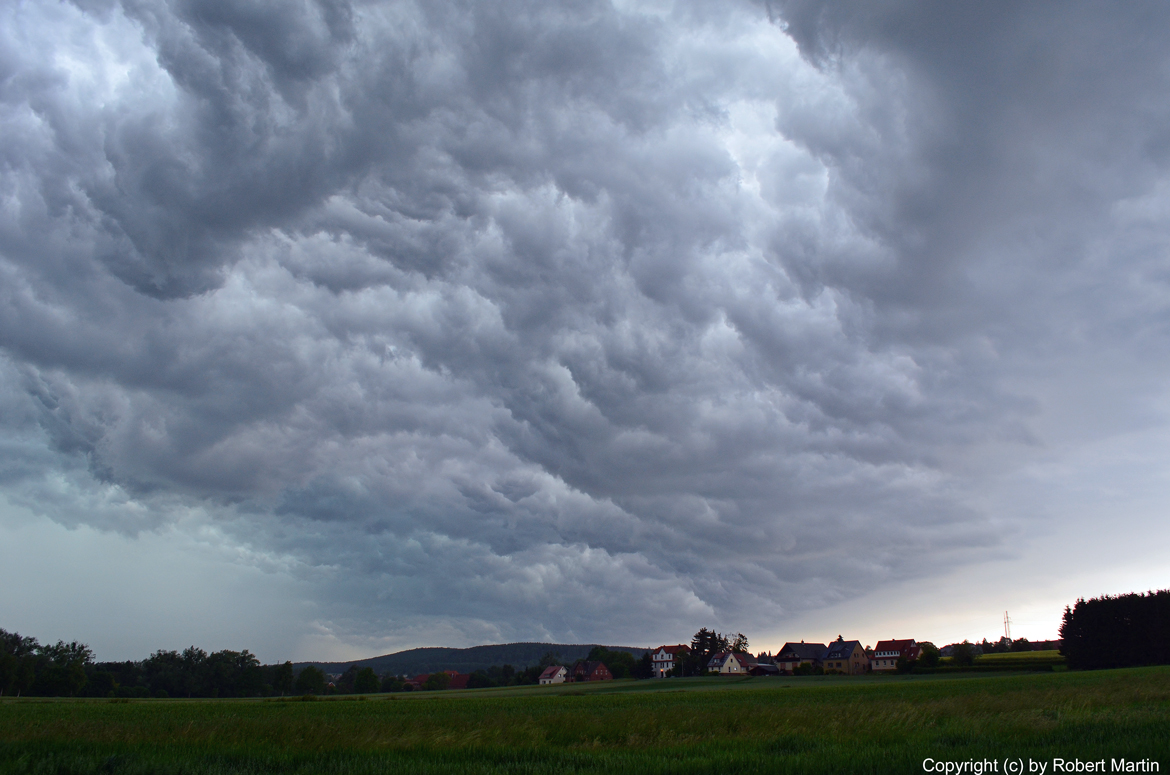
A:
2 0 1169 663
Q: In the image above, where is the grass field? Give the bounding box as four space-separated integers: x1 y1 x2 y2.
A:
2 667 1167 774
932 650 1068 673
976 650 1065 662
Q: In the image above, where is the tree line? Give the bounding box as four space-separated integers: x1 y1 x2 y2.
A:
0 631 658 697
1 630 279 699
0 631 92 697
0 627 744 697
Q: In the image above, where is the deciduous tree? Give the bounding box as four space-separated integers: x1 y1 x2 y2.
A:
294 666 326 695
951 641 977 668
273 662 294 696
354 667 379 694
423 671 451 691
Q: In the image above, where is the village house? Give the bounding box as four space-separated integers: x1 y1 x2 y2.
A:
736 652 759 671
651 645 690 678
871 639 920 672
572 661 613 681
404 669 469 690
707 651 751 675
749 654 780 676
538 665 567 685
822 639 869 675
774 642 827 674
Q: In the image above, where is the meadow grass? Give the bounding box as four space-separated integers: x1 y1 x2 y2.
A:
1 667 1167 774
934 650 1067 673
976 650 1065 662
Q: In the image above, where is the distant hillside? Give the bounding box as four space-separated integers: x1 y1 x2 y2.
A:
290 642 651 676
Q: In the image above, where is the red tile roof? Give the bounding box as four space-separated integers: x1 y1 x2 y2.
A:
573 661 612 680
655 645 690 655
873 639 917 658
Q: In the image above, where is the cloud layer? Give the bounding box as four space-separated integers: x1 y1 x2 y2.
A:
3 0 1170 654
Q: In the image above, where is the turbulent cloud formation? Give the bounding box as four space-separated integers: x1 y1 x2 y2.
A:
3 0 1170 654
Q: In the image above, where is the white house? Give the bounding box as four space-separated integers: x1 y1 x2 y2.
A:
871 639 919 671
538 665 567 685
651 645 690 678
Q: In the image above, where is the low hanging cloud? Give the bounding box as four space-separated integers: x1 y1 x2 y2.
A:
3 0 1169 652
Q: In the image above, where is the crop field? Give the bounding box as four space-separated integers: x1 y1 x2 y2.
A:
2 667 1168 774
975 650 1064 662
933 650 1068 673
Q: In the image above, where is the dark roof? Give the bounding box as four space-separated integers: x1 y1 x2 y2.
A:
749 664 780 676
538 665 565 680
823 640 864 660
776 642 828 660
707 652 752 669
574 661 610 675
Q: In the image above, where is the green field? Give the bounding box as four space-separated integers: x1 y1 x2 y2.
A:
932 650 1068 673
2 667 1168 774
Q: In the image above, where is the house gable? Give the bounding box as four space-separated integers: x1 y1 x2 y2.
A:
822 640 868 675
652 645 690 677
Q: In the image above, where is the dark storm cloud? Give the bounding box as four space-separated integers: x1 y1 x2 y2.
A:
773 0 1170 325
3 0 1167 648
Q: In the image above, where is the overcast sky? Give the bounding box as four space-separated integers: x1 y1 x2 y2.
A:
2 0 1170 663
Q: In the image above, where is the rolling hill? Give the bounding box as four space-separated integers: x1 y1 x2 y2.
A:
290 642 652 676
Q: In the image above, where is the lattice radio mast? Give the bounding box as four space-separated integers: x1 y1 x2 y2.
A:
1004 611 1012 642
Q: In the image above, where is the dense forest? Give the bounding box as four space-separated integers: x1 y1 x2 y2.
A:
1060 589 1170 670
